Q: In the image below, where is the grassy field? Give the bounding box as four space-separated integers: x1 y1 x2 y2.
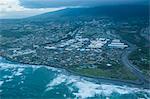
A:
70 63 138 81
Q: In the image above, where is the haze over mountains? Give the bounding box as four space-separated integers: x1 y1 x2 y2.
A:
1 4 149 22
0 0 149 19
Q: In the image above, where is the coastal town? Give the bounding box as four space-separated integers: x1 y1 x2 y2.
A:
0 1 150 98
1 18 128 66
0 16 149 81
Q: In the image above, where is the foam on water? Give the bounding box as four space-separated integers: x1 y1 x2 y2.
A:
0 57 150 99
0 81 4 86
46 74 67 91
14 68 25 76
45 73 150 99
72 80 103 98
0 81 4 93
0 59 61 73
73 80 150 98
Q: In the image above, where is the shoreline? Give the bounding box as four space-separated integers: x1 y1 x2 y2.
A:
1 56 149 89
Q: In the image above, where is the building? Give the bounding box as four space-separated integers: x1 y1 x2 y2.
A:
108 39 128 49
88 38 108 49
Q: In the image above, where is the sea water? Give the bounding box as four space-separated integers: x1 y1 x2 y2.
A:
0 57 150 99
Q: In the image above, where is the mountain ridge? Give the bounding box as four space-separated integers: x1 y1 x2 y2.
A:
25 4 149 21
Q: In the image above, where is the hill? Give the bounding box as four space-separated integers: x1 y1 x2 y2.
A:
25 4 149 22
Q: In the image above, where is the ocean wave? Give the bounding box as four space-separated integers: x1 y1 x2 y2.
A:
45 73 150 99
0 81 4 86
72 79 150 98
46 74 67 91
0 61 61 73
0 58 150 99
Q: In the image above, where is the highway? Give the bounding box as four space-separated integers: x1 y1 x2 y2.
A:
121 44 150 89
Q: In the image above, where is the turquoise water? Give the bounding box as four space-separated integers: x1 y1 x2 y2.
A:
0 57 150 99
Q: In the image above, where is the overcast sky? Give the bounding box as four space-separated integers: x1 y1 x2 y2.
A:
0 0 148 19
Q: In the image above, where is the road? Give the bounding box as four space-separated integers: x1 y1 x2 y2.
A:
121 44 150 89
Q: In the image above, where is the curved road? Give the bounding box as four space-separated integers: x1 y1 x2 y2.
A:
121 44 150 89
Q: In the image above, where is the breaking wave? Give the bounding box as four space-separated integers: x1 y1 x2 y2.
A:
0 57 150 99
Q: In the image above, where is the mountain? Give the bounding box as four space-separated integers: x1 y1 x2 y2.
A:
25 4 149 22
0 4 149 38
0 4 149 23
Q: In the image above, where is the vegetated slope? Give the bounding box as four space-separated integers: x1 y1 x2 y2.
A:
26 4 149 21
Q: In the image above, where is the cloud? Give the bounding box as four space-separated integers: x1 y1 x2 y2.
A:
0 0 148 19
0 0 65 19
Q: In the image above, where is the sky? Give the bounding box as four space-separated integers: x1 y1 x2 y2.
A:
0 0 149 19
0 0 65 19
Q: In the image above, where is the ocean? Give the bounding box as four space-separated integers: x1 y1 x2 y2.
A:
0 57 149 99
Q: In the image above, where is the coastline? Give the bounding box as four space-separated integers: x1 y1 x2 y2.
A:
1 56 149 89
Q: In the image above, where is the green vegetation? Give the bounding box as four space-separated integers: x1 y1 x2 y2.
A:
71 67 137 81
70 63 138 81
118 29 147 47
117 24 150 77
129 47 150 76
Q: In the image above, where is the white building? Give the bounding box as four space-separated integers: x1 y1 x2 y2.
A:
108 39 128 49
44 46 56 50
88 38 108 49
